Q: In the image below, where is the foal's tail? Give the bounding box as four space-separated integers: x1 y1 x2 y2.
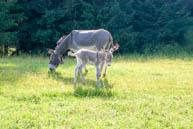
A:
68 51 76 57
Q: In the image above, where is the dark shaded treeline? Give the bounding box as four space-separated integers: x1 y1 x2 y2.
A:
0 0 193 55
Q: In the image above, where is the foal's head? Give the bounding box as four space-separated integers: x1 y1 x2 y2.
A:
105 42 120 67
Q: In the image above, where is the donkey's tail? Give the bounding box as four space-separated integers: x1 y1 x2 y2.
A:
107 33 114 50
68 51 75 57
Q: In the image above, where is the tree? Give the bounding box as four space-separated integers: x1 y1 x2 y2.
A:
0 0 18 55
11 0 193 54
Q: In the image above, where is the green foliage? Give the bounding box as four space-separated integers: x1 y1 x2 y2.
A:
0 0 18 53
183 27 193 51
1 0 193 54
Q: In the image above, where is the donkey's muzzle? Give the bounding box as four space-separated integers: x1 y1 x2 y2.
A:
48 64 56 71
49 68 55 71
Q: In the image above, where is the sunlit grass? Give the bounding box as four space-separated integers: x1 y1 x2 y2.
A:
0 55 193 128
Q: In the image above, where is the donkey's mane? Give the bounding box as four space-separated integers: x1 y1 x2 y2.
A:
57 35 67 46
55 33 72 55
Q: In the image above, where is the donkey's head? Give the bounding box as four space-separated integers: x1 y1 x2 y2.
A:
48 49 63 71
105 42 120 67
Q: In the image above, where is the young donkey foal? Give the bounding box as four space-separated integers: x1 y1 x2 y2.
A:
68 43 119 87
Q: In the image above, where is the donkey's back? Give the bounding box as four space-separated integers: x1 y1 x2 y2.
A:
71 29 113 51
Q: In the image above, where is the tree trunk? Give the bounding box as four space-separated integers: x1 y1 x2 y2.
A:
4 45 8 56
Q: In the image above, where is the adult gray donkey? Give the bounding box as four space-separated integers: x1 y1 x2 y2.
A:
48 29 114 71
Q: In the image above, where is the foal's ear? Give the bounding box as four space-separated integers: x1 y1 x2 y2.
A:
111 42 120 52
47 49 54 54
114 42 120 51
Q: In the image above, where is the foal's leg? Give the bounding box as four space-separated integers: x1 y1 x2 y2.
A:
96 65 101 87
74 64 86 84
99 63 104 77
79 64 86 84
103 65 108 77
74 58 81 84
84 65 88 73
74 65 79 84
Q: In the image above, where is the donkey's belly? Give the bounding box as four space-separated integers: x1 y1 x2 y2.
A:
77 45 96 50
70 44 96 52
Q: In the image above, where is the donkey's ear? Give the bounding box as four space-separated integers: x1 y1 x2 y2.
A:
47 49 54 54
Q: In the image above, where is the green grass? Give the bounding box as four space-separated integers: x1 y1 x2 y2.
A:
0 55 193 128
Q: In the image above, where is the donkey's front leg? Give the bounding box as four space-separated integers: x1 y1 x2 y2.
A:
96 66 101 87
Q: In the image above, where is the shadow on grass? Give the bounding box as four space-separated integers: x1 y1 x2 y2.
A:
48 71 75 85
73 86 115 98
48 71 113 87
73 77 115 98
48 71 115 98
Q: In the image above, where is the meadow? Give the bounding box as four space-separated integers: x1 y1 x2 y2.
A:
0 55 193 128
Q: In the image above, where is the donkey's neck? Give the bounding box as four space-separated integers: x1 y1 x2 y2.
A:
55 34 71 55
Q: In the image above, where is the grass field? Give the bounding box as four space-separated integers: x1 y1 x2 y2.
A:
0 55 193 128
